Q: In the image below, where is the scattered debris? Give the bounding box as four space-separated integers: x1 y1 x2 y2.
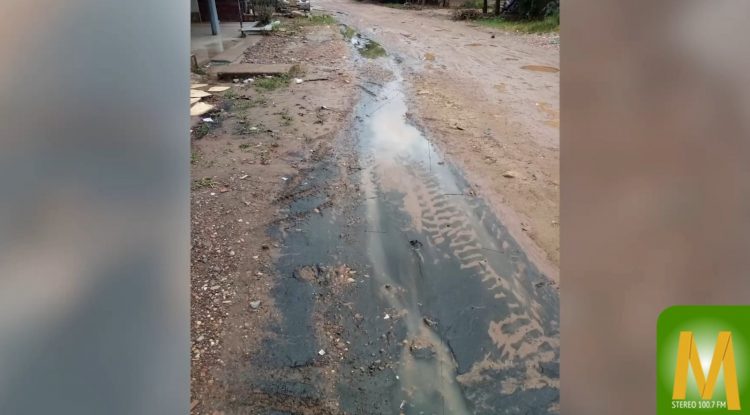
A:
250 300 261 309
384 313 391 320
409 338 436 360
294 78 304 84
409 239 423 249
318 349 326 356
202 117 214 123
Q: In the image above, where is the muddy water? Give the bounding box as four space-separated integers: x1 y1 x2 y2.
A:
250 54 559 413
344 60 560 413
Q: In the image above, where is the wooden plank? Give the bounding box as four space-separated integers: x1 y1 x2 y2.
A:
209 64 293 79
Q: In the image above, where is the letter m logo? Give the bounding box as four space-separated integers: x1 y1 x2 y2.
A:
672 331 741 410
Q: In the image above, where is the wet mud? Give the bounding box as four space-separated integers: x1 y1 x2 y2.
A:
243 40 560 415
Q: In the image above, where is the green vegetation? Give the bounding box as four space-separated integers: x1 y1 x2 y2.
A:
223 89 238 99
254 74 290 91
191 177 215 190
359 40 387 59
191 150 200 165
192 123 211 139
305 14 337 25
239 143 251 150
476 15 559 33
460 0 483 8
341 25 356 40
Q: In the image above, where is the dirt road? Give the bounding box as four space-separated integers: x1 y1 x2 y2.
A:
191 7 559 414
317 0 560 271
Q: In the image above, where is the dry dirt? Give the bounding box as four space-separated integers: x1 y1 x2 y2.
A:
190 21 359 414
318 0 560 274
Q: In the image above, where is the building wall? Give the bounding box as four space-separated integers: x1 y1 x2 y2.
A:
197 0 242 22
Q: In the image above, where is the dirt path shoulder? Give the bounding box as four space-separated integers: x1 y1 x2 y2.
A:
190 21 359 414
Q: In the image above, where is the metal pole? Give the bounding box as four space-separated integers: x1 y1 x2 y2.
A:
237 0 244 30
208 0 220 36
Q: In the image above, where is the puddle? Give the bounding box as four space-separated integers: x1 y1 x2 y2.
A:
341 25 387 58
521 65 560 73
255 51 559 414
344 62 560 413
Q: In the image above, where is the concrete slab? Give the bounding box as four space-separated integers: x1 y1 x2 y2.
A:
191 22 244 66
210 64 293 79
190 89 212 98
208 86 231 92
210 36 262 64
190 102 215 116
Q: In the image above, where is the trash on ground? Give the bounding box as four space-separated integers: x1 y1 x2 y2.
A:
250 300 261 309
384 313 390 320
202 117 214 123
295 78 304 84
318 349 326 356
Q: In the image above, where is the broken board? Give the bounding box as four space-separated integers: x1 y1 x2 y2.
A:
190 102 215 116
209 64 293 80
190 89 212 98
208 86 231 92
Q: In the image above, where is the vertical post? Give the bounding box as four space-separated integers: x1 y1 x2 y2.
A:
208 0 220 35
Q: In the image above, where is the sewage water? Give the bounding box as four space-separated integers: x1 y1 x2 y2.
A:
346 61 560 413
253 55 559 414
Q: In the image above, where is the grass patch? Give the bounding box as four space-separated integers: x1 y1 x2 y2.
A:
305 14 337 25
359 40 387 59
230 99 252 111
191 150 200 165
192 177 215 190
460 0 483 8
223 89 238 99
477 15 559 33
254 74 290 91
341 25 356 40
192 123 211 139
